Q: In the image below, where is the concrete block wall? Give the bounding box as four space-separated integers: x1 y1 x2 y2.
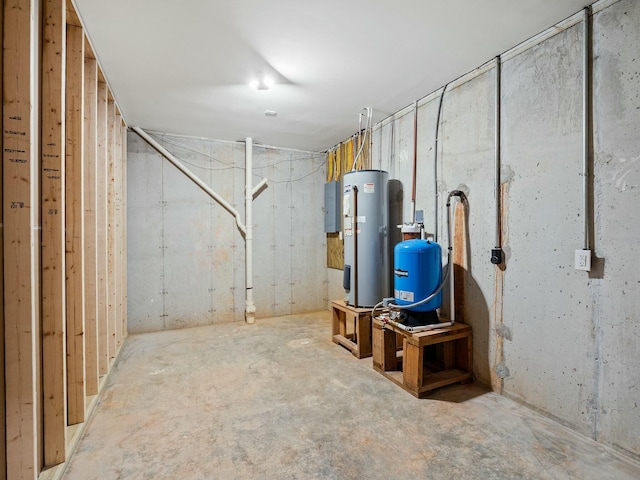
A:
127 131 327 333
360 0 639 458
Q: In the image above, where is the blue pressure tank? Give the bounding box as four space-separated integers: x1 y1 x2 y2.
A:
393 239 442 312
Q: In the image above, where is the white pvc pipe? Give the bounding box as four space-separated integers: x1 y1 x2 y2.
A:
245 137 256 324
132 127 247 236
252 177 268 198
384 318 453 334
133 127 264 325
408 322 453 333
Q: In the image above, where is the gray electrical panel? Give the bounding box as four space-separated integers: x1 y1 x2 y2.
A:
324 181 341 233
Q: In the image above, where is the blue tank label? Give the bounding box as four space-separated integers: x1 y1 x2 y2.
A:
395 289 415 302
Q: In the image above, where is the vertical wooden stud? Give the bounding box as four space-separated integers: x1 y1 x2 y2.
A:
96 81 109 374
65 23 86 426
443 342 455 370
114 111 122 352
121 122 127 339
3 0 39 477
382 327 397 372
83 46 99 397
403 341 423 390
107 97 116 362
0 0 5 477
41 0 67 466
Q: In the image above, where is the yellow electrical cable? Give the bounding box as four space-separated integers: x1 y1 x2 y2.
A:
356 133 363 171
326 150 333 182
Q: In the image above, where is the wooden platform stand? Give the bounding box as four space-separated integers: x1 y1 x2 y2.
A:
331 300 379 359
372 317 472 397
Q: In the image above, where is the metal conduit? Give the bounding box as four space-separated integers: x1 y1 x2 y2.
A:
491 56 504 265
583 6 592 250
433 85 447 242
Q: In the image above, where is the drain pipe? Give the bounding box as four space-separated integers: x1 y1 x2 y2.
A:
132 127 246 236
491 56 504 265
245 138 256 324
133 127 266 325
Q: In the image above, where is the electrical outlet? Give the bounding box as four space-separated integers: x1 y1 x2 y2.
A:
575 249 591 271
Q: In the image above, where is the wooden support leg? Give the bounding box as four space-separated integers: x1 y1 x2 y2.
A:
403 341 423 390
443 342 455 371
331 307 341 337
457 334 473 383
356 314 368 351
381 327 397 372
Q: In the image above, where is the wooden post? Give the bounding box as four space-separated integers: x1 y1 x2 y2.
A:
65 23 86 426
3 0 39 477
96 80 109 374
114 111 122 352
83 44 99 397
453 201 467 322
107 97 116 362
0 1 6 478
121 121 127 340
41 0 68 466
403 341 423 390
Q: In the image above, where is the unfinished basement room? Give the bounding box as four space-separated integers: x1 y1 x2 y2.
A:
2 0 640 478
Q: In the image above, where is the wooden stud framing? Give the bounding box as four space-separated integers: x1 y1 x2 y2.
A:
3 0 39 477
96 81 109 374
65 23 86 426
83 49 99 397
107 97 116 362
41 0 68 466
1 0 127 475
121 121 127 340
114 111 123 352
0 1 5 478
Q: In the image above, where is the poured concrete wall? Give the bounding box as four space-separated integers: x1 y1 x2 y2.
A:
127 132 327 333
339 0 640 458
592 0 640 456
500 22 595 436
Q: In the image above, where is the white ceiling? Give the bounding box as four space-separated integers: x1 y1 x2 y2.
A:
74 0 592 152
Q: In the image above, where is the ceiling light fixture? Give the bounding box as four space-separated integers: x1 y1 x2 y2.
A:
250 75 274 91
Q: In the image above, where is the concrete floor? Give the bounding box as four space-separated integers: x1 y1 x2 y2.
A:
63 311 640 480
